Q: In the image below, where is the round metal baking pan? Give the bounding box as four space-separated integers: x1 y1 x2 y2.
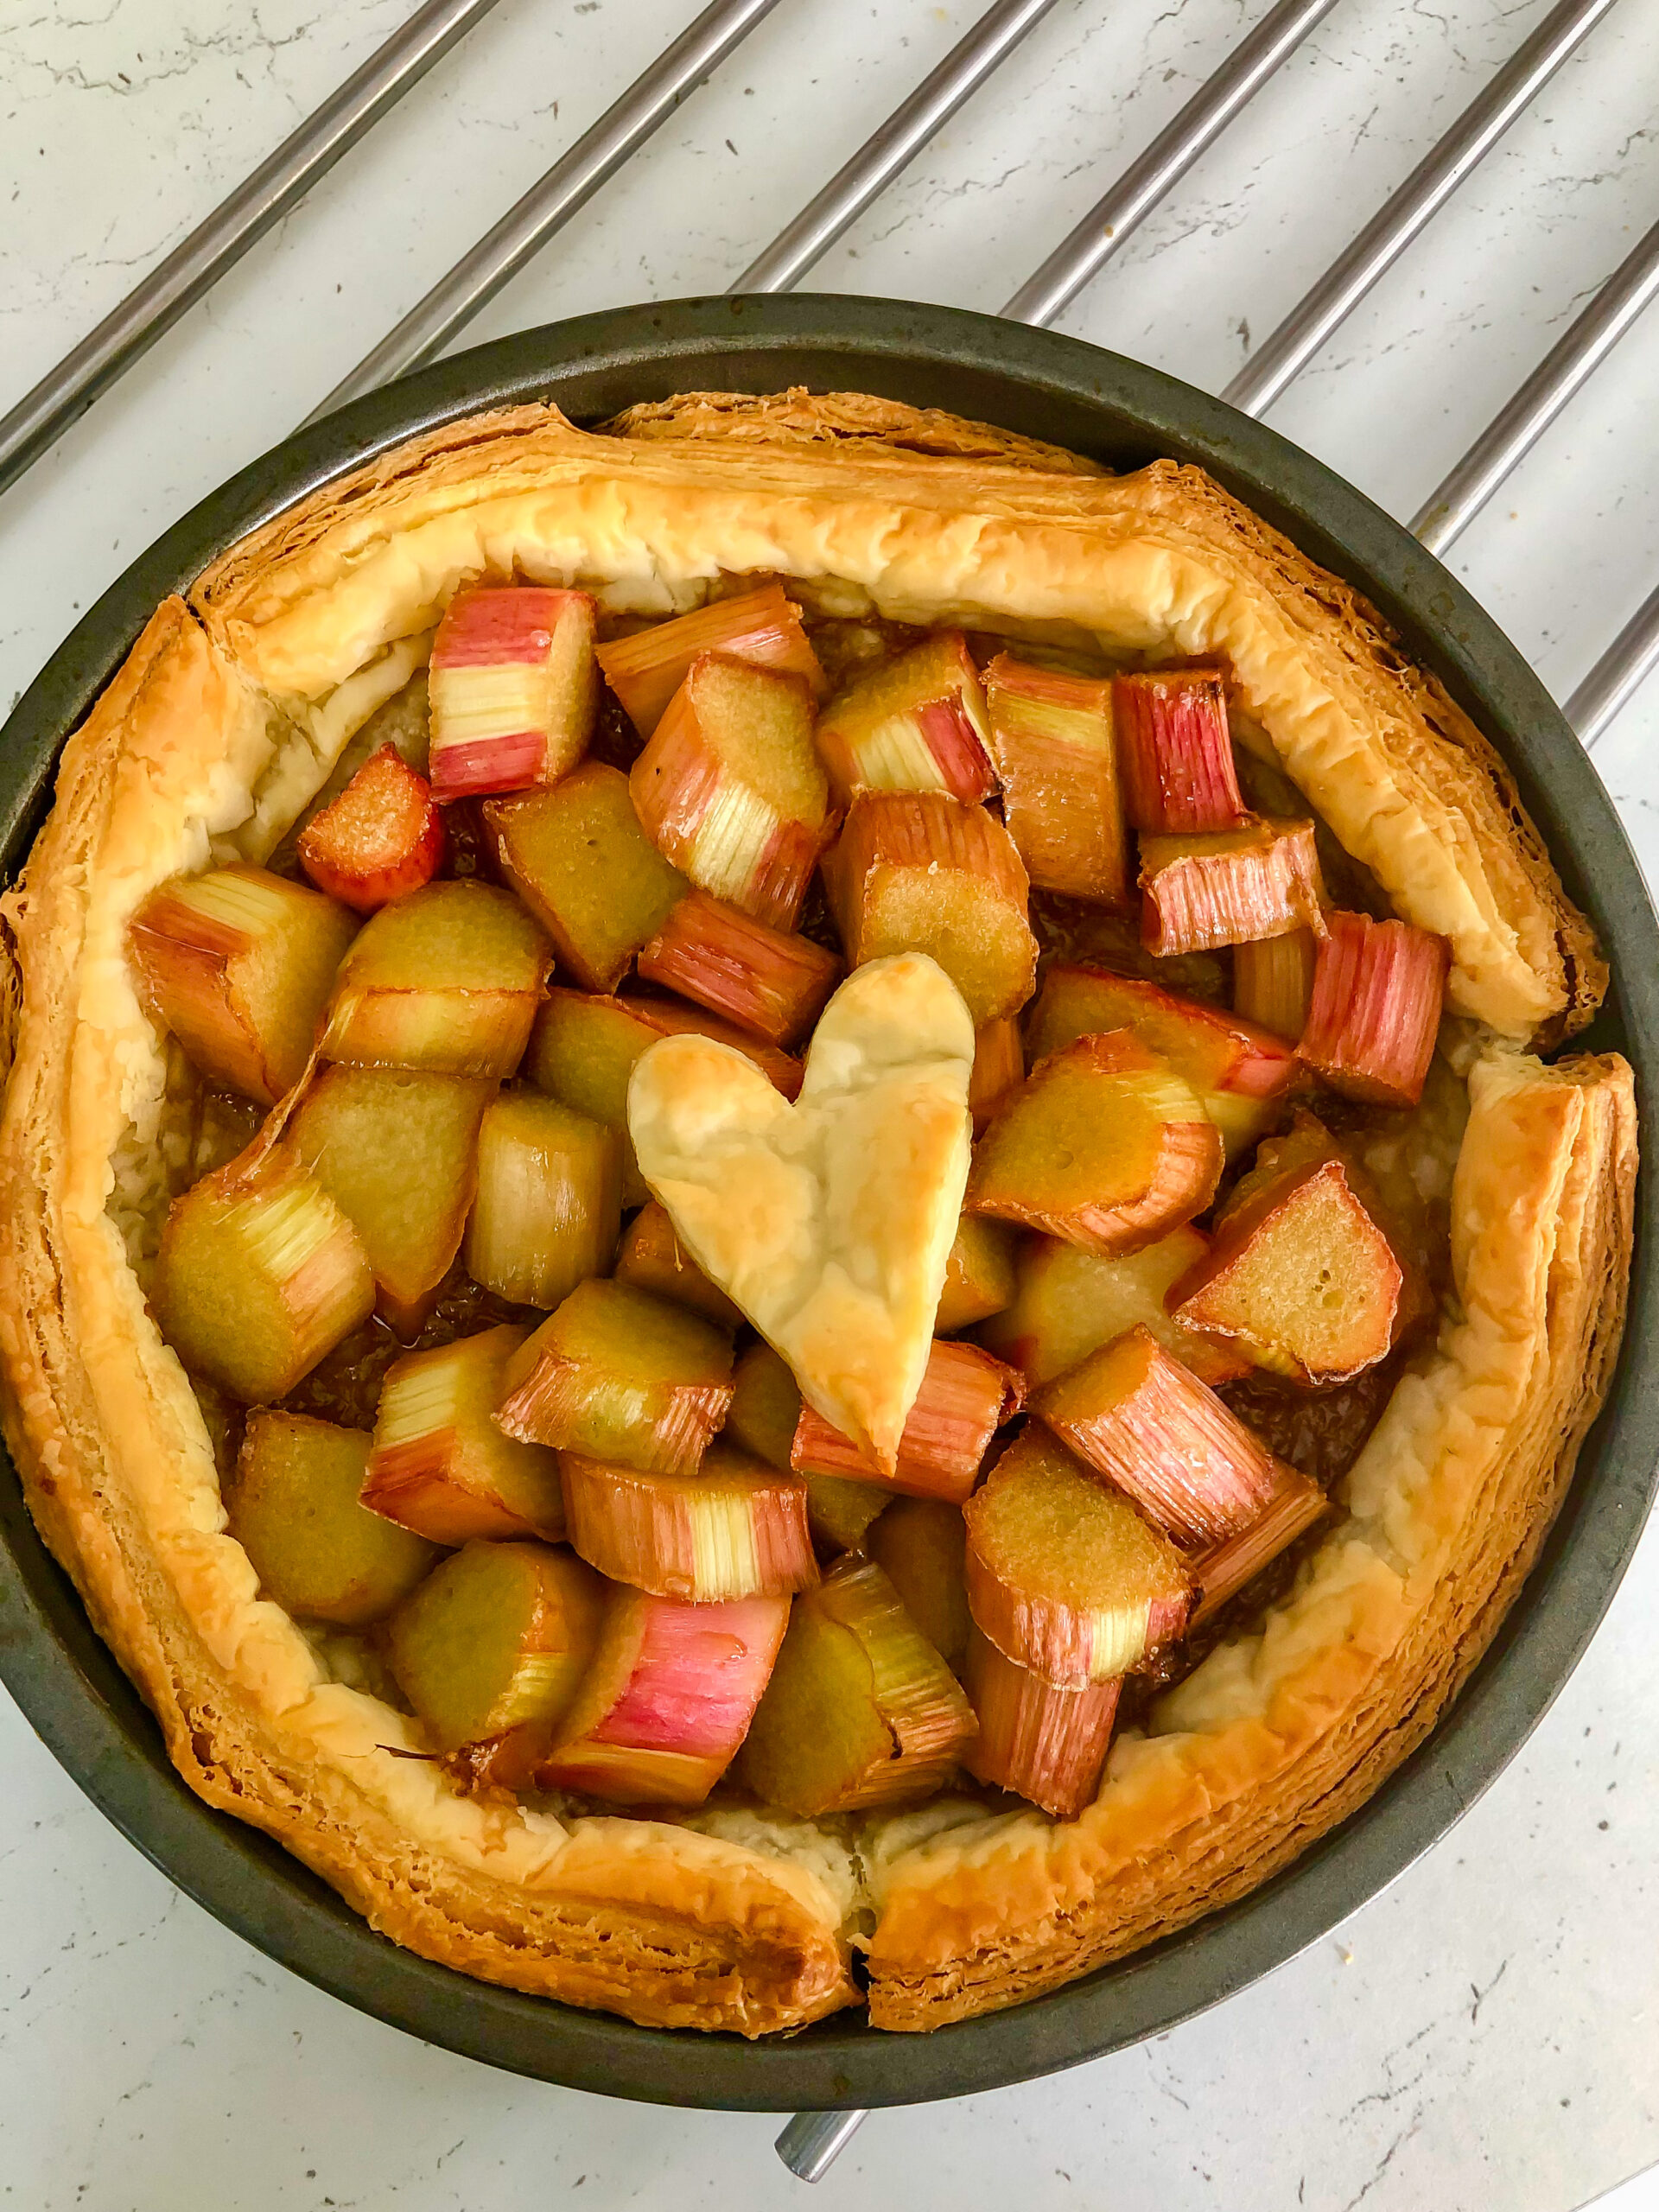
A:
1 296 1655 2112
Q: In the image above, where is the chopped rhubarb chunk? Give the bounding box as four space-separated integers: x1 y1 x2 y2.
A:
321 880 551 1078
978 1227 1248 1388
596 582 827 737
815 631 995 804
494 1277 733 1478
539 1586 790 1806
130 864 358 1108
1026 962 1297 1157
428 585 597 799
1189 1460 1328 1625
637 888 842 1046
823 792 1038 1025
934 1214 1018 1334
722 1345 883 1578
804 1475 892 1554
560 1445 817 1601
1032 1324 1275 1546
1297 910 1449 1108
613 1199 742 1328
485 761 686 993
790 1338 1025 1504
464 1089 621 1312
740 1556 977 1815
154 1143 375 1403
967 1031 1223 1256
1168 1154 1407 1385
227 1411 436 1627
963 1427 1192 1685
1116 668 1246 834
524 987 801 1206
386 1539 604 1752
291 1066 493 1338
298 746 445 912
630 655 829 928
1233 925 1319 1043
983 655 1127 904
1140 816 1326 956
963 1630 1120 1819
868 1497 970 1671
969 1016 1024 1133
363 1324 566 1545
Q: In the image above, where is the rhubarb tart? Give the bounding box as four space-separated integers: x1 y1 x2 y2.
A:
0 388 1631 2038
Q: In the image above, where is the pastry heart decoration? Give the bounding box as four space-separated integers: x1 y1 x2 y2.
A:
628 952 976 1473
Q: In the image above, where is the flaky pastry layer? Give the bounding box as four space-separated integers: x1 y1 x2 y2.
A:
0 390 1631 2040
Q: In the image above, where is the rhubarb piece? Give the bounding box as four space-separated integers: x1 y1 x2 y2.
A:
130 865 358 1108
1115 668 1246 834
629 655 829 927
596 582 827 737
1167 1155 1406 1385
613 1200 741 1328
484 761 686 994
982 655 1127 903
739 1556 977 1815
1190 1460 1328 1625
969 1017 1024 1133
1234 925 1318 1043
1032 1324 1275 1545
524 987 801 1206
934 1215 1018 1334
978 1228 1247 1387
291 1066 493 1337
1297 910 1449 1108
963 1630 1119 1819
560 1444 816 1601
963 1427 1192 1684
494 1277 733 1476
823 792 1038 1024
463 1089 621 1311
725 1344 881 1554
1026 962 1297 1157
321 880 551 1077
1140 817 1326 956
385 1538 604 1751
815 631 995 804
153 1145 375 1402
636 889 842 1046
363 1323 566 1544
868 1497 970 1671
427 584 598 799
804 1476 893 1554
967 1031 1223 1255
538 1587 790 1805
297 745 445 913
227 1410 437 1626
790 1338 1025 1505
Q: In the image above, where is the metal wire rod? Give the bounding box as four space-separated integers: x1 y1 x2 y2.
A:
731 0 1061 294
1412 213 1659 555
1003 0 1341 327
308 0 785 420
775 2109 868 2181
0 0 502 499
1571 582 1659 745
1223 0 1619 418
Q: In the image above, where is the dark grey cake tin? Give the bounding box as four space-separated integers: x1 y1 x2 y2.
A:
0 296 1654 2113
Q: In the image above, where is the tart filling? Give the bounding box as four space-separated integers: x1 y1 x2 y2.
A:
0 390 1630 2042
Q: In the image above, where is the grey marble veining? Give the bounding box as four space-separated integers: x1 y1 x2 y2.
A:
2 3 1656 2206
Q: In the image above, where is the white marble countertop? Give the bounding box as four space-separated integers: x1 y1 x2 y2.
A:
3 3 1658 2206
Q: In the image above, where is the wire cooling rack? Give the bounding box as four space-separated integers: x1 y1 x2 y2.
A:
3 0 1654 2178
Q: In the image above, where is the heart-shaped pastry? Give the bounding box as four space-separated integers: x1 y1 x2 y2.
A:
628 952 976 1473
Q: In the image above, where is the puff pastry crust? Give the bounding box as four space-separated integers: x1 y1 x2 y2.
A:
0 389 1632 2041
628 952 975 1471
